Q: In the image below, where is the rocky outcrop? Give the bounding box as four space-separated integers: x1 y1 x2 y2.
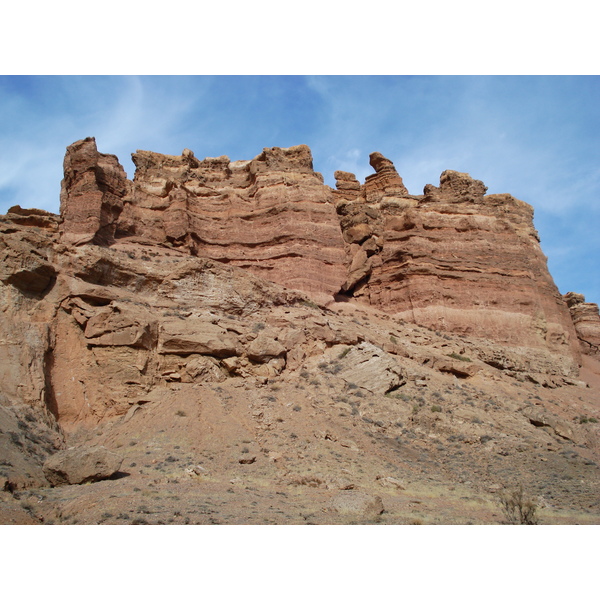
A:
334 156 580 375
564 292 600 355
55 139 581 376
60 137 128 246
334 342 404 395
0 139 591 436
59 140 348 300
43 446 123 486
522 406 580 443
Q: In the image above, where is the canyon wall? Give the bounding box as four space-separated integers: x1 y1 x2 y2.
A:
60 138 347 301
0 138 590 433
333 153 580 365
56 139 583 370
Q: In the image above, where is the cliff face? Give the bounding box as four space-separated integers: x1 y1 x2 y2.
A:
334 156 580 368
55 139 581 371
3 139 600 521
0 138 588 434
64 138 348 301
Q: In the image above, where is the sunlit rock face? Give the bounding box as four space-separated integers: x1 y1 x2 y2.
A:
112 143 348 301
57 140 581 372
334 155 581 375
59 137 128 247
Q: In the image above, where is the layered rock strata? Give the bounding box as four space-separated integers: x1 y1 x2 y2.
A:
334 154 580 374
1 139 590 435
60 139 347 300
57 138 579 373
564 292 600 355
60 138 128 246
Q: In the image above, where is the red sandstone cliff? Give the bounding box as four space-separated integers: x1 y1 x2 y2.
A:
333 155 580 373
58 139 349 301
55 140 584 372
0 138 590 432
2 139 600 516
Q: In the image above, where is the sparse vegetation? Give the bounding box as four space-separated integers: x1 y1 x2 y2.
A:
498 485 539 525
300 299 320 310
318 360 343 375
431 405 442 413
338 347 351 359
448 352 472 362
175 410 187 417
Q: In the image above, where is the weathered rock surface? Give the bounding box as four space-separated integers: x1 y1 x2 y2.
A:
330 491 385 518
60 140 348 300
54 140 583 376
42 446 123 486
1 140 592 429
335 342 404 394
564 292 600 355
60 137 128 246
1 139 599 524
334 156 580 375
522 406 580 443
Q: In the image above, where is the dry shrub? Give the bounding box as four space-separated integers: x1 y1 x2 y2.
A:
498 484 538 525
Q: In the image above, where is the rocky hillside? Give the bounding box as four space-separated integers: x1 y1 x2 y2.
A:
0 138 598 524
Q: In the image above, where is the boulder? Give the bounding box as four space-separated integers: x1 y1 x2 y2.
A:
522 407 579 443
158 318 240 357
43 446 124 486
330 491 384 518
246 332 287 363
337 342 404 394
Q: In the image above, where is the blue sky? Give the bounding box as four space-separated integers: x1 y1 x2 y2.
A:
0 75 598 305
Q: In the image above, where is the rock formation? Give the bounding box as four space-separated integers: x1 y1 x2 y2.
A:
564 292 600 355
56 140 583 373
60 138 128 246
1 138 598 512
42 446 123 486
77 139 349 301
334 154 580 376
